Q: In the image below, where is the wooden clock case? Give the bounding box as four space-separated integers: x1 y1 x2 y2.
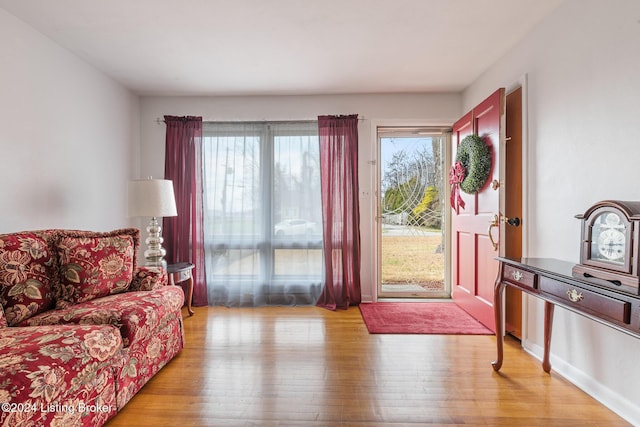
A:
572 200 640 295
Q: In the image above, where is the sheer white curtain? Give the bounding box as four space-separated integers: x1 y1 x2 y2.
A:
202 122 324 306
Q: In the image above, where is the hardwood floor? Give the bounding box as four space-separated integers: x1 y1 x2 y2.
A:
106 306 629 426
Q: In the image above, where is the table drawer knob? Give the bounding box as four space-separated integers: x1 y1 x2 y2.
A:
512 270 523 281
566 288 584 302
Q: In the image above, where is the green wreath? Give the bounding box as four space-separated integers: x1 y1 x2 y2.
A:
456 135 492 194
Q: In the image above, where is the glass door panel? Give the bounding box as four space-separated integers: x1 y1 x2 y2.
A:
378 127 449 298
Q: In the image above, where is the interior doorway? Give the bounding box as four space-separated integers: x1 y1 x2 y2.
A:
377 126 450 299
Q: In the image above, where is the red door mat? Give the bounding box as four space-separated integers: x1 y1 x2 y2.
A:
359 302 493 335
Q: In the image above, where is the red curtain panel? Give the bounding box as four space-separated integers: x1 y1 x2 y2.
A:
163 115 208 307
316 114 362 310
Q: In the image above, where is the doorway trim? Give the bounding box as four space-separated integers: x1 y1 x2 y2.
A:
505 74 531 343
506 74 530 259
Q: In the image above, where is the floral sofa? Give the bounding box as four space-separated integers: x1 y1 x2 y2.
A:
0 228 185 426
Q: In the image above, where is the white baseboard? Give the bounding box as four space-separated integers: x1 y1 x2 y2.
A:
522 338 639 426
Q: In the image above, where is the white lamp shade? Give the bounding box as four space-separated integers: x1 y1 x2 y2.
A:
128 179 178 218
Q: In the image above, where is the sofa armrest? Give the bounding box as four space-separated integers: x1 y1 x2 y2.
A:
129 267 168 291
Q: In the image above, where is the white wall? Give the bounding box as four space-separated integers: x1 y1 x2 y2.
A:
0 9 140 233
139 93 461 302
464 0 640 423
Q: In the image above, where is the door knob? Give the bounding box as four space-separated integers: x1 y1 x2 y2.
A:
503 216 521 227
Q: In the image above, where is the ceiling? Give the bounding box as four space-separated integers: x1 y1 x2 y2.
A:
0 0 564 96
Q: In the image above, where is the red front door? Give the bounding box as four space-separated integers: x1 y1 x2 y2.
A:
451 88 505 333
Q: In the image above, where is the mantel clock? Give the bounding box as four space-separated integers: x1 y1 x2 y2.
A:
572 200 640 295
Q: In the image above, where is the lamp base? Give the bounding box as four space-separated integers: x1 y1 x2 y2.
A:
144 217 167 270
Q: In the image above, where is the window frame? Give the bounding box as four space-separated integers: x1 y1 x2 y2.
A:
202 121 323 286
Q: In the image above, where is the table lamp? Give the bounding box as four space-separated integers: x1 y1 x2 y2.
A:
128 178 177 269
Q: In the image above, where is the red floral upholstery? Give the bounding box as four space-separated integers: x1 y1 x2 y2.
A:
112 311 184 409
0 324 122 426
0 228 184 426
129 266 168 291
55 229 139 308
0 231 57 326
22 286 184 348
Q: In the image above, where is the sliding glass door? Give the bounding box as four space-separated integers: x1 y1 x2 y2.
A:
377 127 449 299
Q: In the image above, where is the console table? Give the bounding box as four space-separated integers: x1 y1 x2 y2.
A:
493 257 640 373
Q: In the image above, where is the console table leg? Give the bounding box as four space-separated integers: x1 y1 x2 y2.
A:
542 301 554 373
492 264 506 372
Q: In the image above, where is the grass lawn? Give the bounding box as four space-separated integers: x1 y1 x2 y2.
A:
381 234 444 290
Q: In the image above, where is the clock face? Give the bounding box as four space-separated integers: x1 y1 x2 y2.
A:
591 212 626 264
597 228 625 260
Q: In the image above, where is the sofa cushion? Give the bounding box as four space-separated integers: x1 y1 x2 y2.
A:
0 231 56 326
55 229 139 307
21 286 185 348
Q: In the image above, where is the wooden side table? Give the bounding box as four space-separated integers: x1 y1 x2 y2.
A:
166 262 195 316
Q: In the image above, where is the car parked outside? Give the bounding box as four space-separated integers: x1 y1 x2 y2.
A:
274 219 318 236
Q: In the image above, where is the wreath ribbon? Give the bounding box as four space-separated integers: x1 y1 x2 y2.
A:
449 161 466 214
